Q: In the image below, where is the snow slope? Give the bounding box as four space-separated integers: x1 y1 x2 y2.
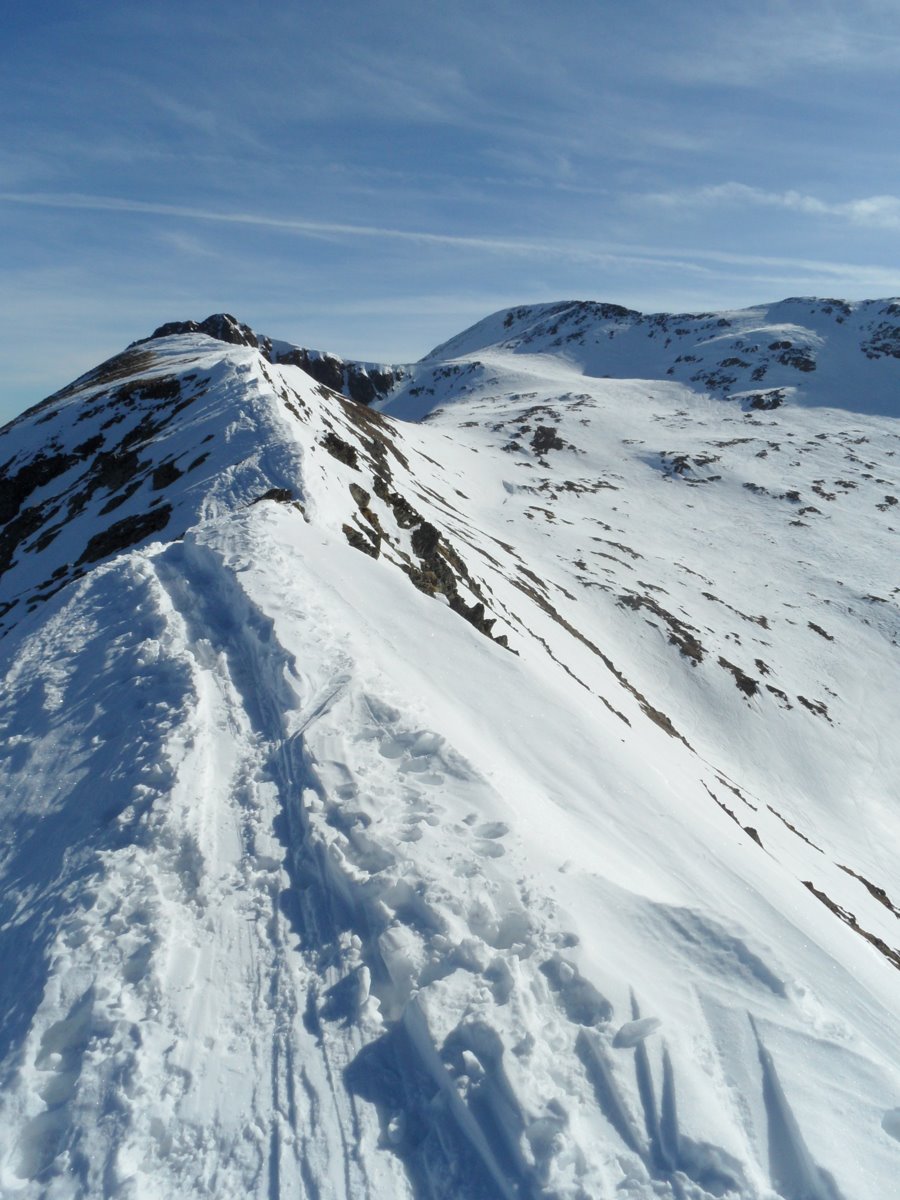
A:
1 301 899 1199
403 296 900 418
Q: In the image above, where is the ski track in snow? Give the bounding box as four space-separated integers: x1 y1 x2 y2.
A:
0 516 818 1200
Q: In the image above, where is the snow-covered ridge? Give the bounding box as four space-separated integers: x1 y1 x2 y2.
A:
141 312 407 406
400 296 900 420
1 305 899 1198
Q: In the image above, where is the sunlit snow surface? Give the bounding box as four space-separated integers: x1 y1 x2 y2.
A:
1 301 899 1199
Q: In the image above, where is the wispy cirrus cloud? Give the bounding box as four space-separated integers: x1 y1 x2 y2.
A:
638 182 900 231
3 190 899 296
0 189 718 271
647 1 900 87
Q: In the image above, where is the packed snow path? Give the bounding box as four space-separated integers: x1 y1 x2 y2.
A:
2 504 896 1198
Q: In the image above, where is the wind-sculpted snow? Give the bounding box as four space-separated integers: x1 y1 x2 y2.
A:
1 302 900 1198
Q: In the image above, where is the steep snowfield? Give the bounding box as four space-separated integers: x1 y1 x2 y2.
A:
1 302 899 1199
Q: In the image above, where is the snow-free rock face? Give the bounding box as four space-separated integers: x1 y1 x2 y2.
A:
1 302 899 1199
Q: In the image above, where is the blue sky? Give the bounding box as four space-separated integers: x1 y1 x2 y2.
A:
3 0 900 421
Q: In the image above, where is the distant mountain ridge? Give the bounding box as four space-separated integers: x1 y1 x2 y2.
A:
2 292 898 638
407 295 900 418
145 295 900 418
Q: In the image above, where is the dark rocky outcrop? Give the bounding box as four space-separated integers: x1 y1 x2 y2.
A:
151 461 183 491
619 592 705 664
252 487 295 505
148 313 261 350
744 389 785 411
269 349 404 407
0 450 78 525
530 425 565 455
76 505 173 566
718 657 760 698
321 431 360 468
144 314 406 407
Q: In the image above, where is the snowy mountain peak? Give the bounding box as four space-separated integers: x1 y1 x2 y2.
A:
142 313 407 406
403 295 900 422
1 302 899 1199
420 299 643 360
146 311 263 350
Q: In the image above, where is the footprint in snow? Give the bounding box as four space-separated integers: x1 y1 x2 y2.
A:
399 759 445 785
474 820 509 839
474 840 506 858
